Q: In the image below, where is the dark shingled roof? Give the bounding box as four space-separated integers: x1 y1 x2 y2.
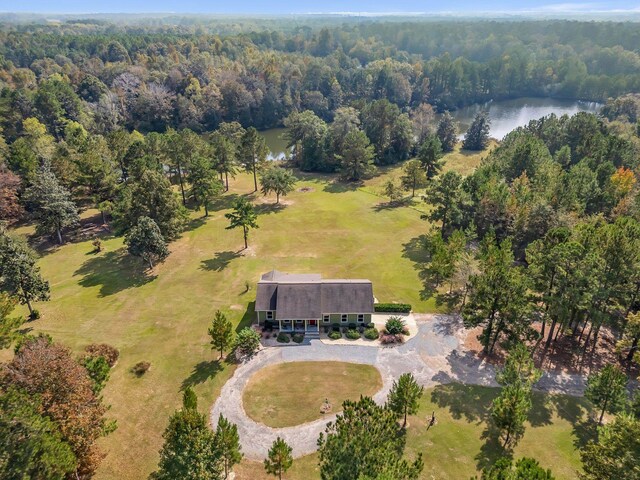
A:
255 270 374 319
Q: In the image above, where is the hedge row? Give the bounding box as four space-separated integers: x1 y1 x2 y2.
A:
374 303 412 313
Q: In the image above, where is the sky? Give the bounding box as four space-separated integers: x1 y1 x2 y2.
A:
1 1 639 14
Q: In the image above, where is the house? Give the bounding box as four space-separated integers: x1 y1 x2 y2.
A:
255 270 374 333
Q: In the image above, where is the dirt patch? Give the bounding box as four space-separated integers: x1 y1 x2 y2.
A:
298 187 314 193
464 322 639 376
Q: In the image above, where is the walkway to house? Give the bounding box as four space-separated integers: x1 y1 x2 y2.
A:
210 313 590 460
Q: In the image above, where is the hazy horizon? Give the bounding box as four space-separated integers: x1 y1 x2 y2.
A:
2 1 639 15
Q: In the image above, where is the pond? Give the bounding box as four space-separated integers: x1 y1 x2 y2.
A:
259 127 290 160
450 97 602 140
259 98 603 156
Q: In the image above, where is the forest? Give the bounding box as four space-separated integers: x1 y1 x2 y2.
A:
1 15 640 480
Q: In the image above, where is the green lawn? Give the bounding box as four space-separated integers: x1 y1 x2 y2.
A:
236 383 591 480
6 164 444 480
242 361 382 427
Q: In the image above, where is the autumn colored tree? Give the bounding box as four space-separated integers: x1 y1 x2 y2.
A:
1 336 111 478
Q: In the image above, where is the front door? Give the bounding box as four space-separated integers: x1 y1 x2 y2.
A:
309 320 317 326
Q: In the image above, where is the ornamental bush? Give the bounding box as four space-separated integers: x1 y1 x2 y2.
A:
374 303 412 313
85 343 120 367
328 331 342 340
364 327 379 340
385 316 406 335
292 333 304 343
276 332 290 343
345 329 361 340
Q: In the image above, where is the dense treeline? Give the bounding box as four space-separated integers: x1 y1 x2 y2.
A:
0 19 639 143
422 100 640 366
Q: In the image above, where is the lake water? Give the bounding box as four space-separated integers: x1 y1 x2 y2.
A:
260 127 290 160
258 98 603 156
450 97 602 140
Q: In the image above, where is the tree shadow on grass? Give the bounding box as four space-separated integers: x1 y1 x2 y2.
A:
323 180 359 193
372 198 412 212
181 360 224 389
528 391 554 427
73 248 156 297
476 423 510 471
430 383 497 424
254 203 286 215
200 250 242 272
206 193 239 213
547 393 595 449
401 235 439 301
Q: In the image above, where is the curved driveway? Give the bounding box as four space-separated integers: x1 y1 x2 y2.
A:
210 314 589 460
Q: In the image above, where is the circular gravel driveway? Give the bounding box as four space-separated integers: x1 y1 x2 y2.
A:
210 314 589 460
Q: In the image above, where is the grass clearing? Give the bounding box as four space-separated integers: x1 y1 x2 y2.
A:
242 361 382 427
6 164 448 480
235 383 590 480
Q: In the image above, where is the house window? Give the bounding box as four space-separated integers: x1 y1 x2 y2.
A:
341 314 348 323
266 311 274 321
323 314 330 323
357 314 364 323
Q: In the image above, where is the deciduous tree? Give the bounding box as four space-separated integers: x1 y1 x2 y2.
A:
0 228 50 317
2 337 110 478
124 216 169 269
437 111 458 152
260 167 297 204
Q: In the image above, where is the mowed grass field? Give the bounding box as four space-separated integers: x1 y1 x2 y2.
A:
242 361 382 427
3 150 488 480
236 384 590 480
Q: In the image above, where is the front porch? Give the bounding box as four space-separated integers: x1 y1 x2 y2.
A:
277 319 319 333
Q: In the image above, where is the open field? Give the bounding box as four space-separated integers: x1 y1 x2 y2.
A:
4 154 486 479
242 361 382 427
236 383 590 480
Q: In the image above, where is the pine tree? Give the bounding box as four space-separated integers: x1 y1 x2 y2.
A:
436 111 458 152
240 127 268 192
124 216 169 269
585 364 628 424
260 167 298 204
400 159 428 197
463 111 491 151
336 129 376 181
23 163 79 244
463 236 531 354
386 373 424 428
317 396 423 480
190 155 222 217
491 344 541 449
580 414 640 480
383 178 403 204
215 414 242 479
417 135 444 179
182 387 198 411
0 228 50 317
225 198 258 250
423 171 466 235
264 437 292 480
208 310 234 360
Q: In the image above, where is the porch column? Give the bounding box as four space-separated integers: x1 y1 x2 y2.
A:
279 320 282 330
304 319 308 332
